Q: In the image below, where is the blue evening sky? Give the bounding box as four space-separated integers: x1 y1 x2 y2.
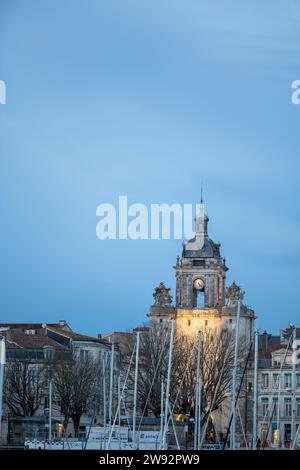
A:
0 0 299 336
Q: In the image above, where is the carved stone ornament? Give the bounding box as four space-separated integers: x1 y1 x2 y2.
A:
153 282 173 306
225 281 244 306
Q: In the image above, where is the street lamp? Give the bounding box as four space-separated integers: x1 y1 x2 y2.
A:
184 413 191 450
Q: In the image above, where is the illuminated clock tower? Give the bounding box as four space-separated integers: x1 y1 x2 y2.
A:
175 202 228 309
148 199 255 342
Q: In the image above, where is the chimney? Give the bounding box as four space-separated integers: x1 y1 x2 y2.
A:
261 330 269 353
59 320 66 327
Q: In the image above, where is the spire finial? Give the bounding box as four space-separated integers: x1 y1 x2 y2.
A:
200 183 203 204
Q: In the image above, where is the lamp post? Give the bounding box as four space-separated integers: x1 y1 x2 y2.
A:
185 414 190 450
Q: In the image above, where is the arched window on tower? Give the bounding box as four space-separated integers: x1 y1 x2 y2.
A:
195 290 205 308
193 278 205 308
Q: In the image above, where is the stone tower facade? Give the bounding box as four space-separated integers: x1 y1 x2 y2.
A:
149 201 255 343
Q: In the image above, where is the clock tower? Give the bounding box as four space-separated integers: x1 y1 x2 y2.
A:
176 202 228 309
148 198 255 342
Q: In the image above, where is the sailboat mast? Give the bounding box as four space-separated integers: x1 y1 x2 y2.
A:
49 379 52 448
118 375 121 428
108 343 115 425
231 297 241 450
291 326 297 447
160 379 164 449
0 338 6 446
194 331 202 450
132 331 140 448
197 331 202 449
102 357 107 447
162 318 175 450
252 330 258 449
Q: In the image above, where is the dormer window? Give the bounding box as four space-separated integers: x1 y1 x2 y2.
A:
25 329 36 335
272 352 283 367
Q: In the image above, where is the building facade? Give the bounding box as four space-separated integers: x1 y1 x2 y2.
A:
257 328 300 448
0 321 116 445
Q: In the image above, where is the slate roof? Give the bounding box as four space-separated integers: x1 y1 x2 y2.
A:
183 236 221 259
0 331 68 350
46 327 108 345
0 322 67 330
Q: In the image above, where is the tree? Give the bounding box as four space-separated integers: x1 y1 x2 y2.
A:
5 360 48 417
52 351 100 434
120 323 170 418
138 323 170 417
171 328 243 423
122 324 246 433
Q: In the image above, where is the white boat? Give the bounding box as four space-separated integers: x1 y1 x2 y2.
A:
25 425 161 450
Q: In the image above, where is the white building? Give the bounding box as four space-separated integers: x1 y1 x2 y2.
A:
257 328 300 448
0 321 118 445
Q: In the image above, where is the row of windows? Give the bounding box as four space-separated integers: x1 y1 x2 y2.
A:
261 397 300 417
261 373 300 389
187 319 233 327
158 318 234 327
79 349 112 360
159 318 211 327
167 319 234 327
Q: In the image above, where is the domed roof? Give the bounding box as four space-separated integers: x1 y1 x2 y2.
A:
183 236 221 259
182 202 222 260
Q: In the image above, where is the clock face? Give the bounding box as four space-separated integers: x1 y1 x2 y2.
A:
194 278 204 290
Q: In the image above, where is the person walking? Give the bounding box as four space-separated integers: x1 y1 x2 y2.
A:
256 438 261 450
